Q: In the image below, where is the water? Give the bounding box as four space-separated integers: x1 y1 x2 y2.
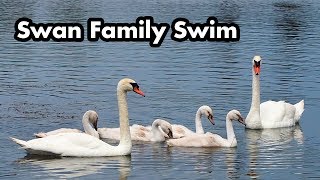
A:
0 0 319 179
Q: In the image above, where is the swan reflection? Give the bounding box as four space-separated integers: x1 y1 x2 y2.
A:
16 155 131 179
246 125 303 146
246 125 304 178
167 146 242 177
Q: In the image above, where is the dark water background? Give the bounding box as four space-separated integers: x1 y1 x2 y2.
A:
0 0 319 179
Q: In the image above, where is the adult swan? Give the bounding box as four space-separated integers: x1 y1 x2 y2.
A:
11 78 145 157
246 56 304 129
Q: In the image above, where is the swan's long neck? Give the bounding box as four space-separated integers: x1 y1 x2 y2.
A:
195 109 204 134
246 68 261 128
151 120 164 141
251 71 260 110
117 89 132 150
82 115 99 138
226 117 237 147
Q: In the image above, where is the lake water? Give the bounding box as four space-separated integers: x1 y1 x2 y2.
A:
1 0 320 179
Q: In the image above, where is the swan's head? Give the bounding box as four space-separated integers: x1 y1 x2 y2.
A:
117 78 145 97
84 110 99 130
252 56 262 75
227 110 246 126
199 105 214 125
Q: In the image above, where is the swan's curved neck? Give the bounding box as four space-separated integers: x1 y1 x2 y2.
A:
117 89 132 149
82 115 99 138
226 117 236 147
246 68 261 128
151 120 164 141
195 109 204 134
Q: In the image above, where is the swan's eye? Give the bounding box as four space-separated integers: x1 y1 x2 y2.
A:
130 83 139 89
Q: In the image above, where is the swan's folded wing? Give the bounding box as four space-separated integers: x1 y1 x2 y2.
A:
260 100 296 128
18 133 114 156
131 124 150 132
98 128 121 140
172 124 194 138
167 133 223 147
260 101 286 125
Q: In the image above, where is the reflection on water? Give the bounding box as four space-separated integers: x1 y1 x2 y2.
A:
273 1 304 40
167 145 245 179
246 125 303 145
16 155 131 179
246 126 304 178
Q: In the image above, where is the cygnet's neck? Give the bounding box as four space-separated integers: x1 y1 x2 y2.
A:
195 109 204 134
226 116 237 147
82 114 99 138
152 119 165 141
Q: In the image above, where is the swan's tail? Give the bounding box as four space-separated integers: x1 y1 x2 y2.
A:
10 137 27 148
294 100 304 123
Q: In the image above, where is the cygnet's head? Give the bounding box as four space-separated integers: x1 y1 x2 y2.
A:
159 120 173 139
84 110 99 130
252 56 262 75
227 110 246 126
152 119 173 139
199 105 214 125
117 78 145 96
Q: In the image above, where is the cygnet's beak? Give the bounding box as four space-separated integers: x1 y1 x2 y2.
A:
93 121 98 131
237 115 246 126
167 129 173 139
208 114 215 125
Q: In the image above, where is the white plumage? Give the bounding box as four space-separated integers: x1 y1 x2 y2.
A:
11 78 145 157
246 56 304 129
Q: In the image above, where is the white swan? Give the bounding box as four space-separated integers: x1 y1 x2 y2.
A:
98 119 173 142
167 110 245 147
169 105 214 138
246 56 305 129
11 78 145 157
34 110 99 138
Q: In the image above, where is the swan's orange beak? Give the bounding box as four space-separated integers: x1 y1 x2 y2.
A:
133 86 145 97
254 65 260 75
253 60 261 75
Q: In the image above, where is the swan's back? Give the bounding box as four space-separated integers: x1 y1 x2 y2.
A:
98 126 153 141
171 124 194 138
167 133 226 147
34 128 82 138
98 128 121 139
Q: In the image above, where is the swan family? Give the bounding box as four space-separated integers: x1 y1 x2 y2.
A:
11 56 305 157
